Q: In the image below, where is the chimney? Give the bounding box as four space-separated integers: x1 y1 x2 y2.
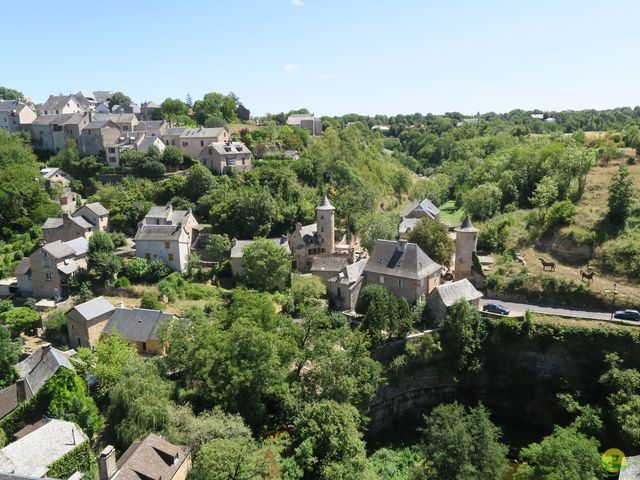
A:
349 246 356 264
88 110 93 122
62 213 70 223
16 379 27 402
396 239 407 253
98 445 117 480
42 343 51 353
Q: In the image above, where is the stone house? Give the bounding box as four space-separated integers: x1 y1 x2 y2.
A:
140 101 162 120
454 216 479 281
134 225 191 273
135 120 169 137
0 100 37 132
79 119 121 157
289 196 338 271
40 167 78 213
67 296 174 354
66 296 116 349
425 278 483 325
327 258 367 312
107 133 166 167
198 141 252 174
236 104 250 121
0 345 74 420
173 127 229 159
310 256 349 284
363 239 442 305
160 127 186 148
230 237 291 279
286 113 322 135
41 93 90 115
399 198 440 237
73 202 110 232
15 237 89 299
98 434 191 480
94 113 139 132
0 418 88 478
29 113 90 153
42 214 92 243
142 204 199 244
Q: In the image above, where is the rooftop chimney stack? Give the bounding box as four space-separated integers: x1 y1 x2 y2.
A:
98 445 117 480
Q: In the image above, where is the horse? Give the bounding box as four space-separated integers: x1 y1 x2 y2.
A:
538 257 556 272
580 269 595 284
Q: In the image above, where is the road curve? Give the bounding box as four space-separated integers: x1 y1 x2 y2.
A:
480 298 614 321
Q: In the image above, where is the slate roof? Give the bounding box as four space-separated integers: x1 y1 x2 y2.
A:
78 202 109 216
57 258 86 275
231 237 291 258
317 195 334 210
402 198 440 219
329 258 367 285
286 113 317 125
112 433 190 480
310 256 349 274
42 94 87 111
144 205 193 226
0 100 19 112
164 127 186 136
0 419 87 478
208 141 251 155
398 217 421 235
364 239 441 280
296 223 320 247
136 135 163 151
455 216 479 233
42 237 89 259
71 296 116 322
14 258 30 276
431 279 483 307
16 346 74 397
181 127 226 138
93 113 136 123
104 308 173 343
84 120 116 130
134 224 188 242
41 218 63 229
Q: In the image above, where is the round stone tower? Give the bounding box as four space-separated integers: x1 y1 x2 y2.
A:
454 216 479 281
316 195 335 254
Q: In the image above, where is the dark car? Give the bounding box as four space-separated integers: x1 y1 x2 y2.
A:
482 303 510 315
613 309 640 321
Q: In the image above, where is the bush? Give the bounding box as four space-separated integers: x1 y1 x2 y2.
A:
158 272 216 302
148 258 172 281
600 232 640 278
109 232 127 248
477 216 511 253
1 307 40 336
43 310 67 341
140 291 162 310
125 257 150 282
114 276 131 288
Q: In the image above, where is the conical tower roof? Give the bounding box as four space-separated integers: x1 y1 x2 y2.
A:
317 195 335 210
455 215 478 232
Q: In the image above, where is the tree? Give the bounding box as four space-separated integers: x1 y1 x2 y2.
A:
463 183 502 221
193 92 239 124
290 274 325 313
242 238 291 292
530 175 559 209
109 91 132 106
210 188 278 239
206 234 231 263
184 164 216 201
415 402 508 480
90 251 122 285
88 231 115 255
439 300 486 373
43 369 103 437
94 333 136 399
515 427 601 480
125 258 150 282
161 145 184 168
608 163 635 223
407 217 455 266
0 307 39 335
368 448 420 480
190 437 269 480
357 212 398 253
289 400 368 480
160 98 189 118
140 291 162 310
0 87 24 101
0 326 18 388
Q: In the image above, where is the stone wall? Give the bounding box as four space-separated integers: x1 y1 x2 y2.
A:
534 230 592 263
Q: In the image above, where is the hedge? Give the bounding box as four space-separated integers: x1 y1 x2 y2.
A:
47 440 96 479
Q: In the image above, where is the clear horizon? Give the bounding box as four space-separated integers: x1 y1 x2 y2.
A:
5 0 640 117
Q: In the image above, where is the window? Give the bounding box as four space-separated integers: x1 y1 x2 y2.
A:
320 215 324 220
208 148 213 154
183 141 188 147
321 238 324 243
141 342 147 352
108 148 115 153
123 126 128 131
45 272 53 281
379 275 384 284
168 253 174 261
200 140 204 146
145 253 151 260
164 241 170 249
398 279 403 287
321 226 324 232
172 140 175 145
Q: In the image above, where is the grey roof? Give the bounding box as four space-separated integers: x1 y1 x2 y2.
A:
231 237 291 258
398 217 421 235
456 216 478 232
31 115 60 126
71 296 116 322
286 113 317 125
0 100 19 112
14 258 30 276
146 205 172 218
42 237 88 258
310 256 348 274
0 419 87 478
112 433 190 480
164 127 186 136
136 135 163 151
317 195 334 210
135 224 188 242
84 119 117 130
69 216 92 229
181 127 226 138
294 223 320 247
364 239 442 280
93 113 136 124
78 202 109 217
431 278 483 307
329 258 367 285
16 346 74 396
208 141 251 155
620 455 640 480
42 94 88 111
142 101 161 109
57 259 85 275
104 308 173 342
41 217 63 229
402 198 440 219
144 205 193 226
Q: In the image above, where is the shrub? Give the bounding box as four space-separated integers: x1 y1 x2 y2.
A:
109 232 127 248
43 310 67 341
125 258 150 282
140 291 162 310
600 232 640 278
1 307 39 336
148 258 172 281
114 276 131 288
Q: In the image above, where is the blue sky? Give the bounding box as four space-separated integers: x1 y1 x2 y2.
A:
5 0 639 116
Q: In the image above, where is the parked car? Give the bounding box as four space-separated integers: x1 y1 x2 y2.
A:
613 309 640 321
483 303 510 315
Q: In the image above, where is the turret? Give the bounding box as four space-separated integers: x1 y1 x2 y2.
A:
316 195 335 254
454 216 479 281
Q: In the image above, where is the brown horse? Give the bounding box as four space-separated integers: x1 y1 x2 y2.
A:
538 257 556 272
580 269 595 284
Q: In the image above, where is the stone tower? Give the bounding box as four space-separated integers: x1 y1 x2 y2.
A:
316 195 335 254
454 216 479 281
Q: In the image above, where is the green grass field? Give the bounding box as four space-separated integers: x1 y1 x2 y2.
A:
439 200 464 227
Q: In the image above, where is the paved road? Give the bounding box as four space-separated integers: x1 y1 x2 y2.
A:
480 298 614 321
